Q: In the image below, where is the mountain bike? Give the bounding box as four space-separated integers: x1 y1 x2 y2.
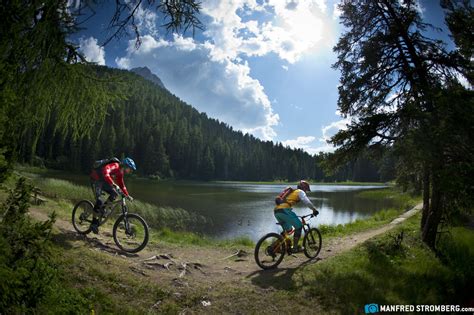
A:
254 213 322 270
71 192 149 253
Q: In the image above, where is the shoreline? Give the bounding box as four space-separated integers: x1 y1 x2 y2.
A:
17 164 392 186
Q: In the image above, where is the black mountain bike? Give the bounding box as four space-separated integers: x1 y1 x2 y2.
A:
71 192 149 253
254 213 322 269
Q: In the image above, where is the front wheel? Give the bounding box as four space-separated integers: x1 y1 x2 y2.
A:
254 233 286 270
303 228 322 259
71 200 94 234
113 213 149 253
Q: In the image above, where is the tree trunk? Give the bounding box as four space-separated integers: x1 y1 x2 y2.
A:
421 165 430 230
422 170 443 249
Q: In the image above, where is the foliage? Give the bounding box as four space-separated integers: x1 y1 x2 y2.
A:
28 174 210 232
16 65 390 182
331 0 473 248
437 227 474 303
441 0 474 84
300 214 474 313
0 1 121 184
0 178 57 312
0 0 203 184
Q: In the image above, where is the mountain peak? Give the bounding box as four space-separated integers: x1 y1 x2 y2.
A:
130 66 166 89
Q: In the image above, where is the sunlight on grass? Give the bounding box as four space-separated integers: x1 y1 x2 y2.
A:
356 187 419 210
296 214 474 313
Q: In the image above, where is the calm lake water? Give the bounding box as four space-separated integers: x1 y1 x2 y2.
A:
44 172 393 240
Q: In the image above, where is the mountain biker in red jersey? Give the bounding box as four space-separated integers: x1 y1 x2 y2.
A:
89 157 136 234
274 180 319 252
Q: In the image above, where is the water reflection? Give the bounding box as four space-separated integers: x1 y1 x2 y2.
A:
42 172 391 240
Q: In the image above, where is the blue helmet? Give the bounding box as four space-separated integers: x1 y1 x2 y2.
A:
122 157 136 170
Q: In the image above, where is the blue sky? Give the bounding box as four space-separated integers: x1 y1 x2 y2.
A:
73 0 452 154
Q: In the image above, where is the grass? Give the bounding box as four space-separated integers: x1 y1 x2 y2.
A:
3 171 471 314
152 227 255 248
16 169 419 246
214 180 390 186
23 174 211 232
10 170 253 249
356 187 418 209
38 235 190 314
294 213 474 314
319 208 403 237
319 187 421 238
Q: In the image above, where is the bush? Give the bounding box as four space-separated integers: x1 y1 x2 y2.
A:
0 178 56 312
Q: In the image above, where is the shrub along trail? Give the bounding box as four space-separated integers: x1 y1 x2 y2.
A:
28 203 422 313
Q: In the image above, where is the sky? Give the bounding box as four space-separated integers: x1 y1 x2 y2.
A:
72 0 451 155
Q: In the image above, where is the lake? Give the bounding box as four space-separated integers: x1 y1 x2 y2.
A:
43 172 393 240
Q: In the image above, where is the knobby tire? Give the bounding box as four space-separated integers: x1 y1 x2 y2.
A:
113 213 149 253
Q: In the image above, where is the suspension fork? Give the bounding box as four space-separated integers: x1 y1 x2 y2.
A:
121 198 132 234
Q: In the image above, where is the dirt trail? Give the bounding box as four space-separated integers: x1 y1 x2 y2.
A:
29 203 422 290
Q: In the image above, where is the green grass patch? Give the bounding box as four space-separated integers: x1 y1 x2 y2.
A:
19 172 210 232
15 171 254 248
319 208 402 237
316 187 421 238
152 227 254 248
356 187 419 209
35 178 93 201
213 180 389 186
40 241 181 314
296 213 474 314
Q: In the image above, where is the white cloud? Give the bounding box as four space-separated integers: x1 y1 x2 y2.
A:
201 0 332 64
281 135 326 155
281 116 350 155
310 117 350 153
321 117 350 141
79 36 105 65
114 0 338 141
116 35 279 140
282 136 316 149
134 5 160 37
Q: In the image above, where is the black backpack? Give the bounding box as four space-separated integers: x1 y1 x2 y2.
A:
93 157 120 170
275 187 294 205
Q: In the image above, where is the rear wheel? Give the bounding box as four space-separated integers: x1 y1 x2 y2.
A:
71 200 95 234
303 228 322 259
254 233 286 270
113 213 149 253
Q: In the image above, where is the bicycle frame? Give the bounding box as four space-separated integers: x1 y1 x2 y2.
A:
254 212 321 269
277 213 315 251
98 196 129 226
280 213 314 239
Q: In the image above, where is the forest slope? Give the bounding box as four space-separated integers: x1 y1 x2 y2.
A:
19 65 385 183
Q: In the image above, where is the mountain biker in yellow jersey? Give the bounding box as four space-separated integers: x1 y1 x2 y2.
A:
274 180 319 252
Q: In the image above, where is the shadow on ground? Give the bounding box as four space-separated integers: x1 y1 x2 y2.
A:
246 257 322 291
52 226 138 257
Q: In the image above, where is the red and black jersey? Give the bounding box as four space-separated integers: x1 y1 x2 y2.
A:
90 162 129 196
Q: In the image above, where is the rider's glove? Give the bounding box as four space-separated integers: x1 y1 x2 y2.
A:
313 209 319 216
126 195 134 202
112 183 120 193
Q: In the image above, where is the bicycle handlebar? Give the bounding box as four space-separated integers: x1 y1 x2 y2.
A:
299 213 317 220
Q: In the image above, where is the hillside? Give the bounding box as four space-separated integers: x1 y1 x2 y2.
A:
16 64 385 182
130 66 167 90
